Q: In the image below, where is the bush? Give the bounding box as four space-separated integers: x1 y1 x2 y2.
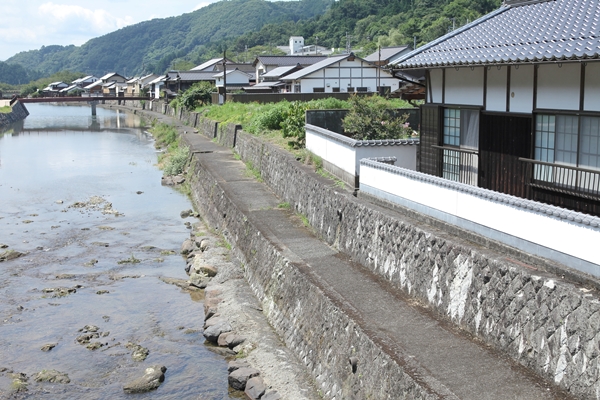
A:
342 94 411 140
247 101 289 132
163 145 190 176
151 123 178 148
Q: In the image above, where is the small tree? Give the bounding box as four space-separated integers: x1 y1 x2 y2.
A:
178 82 214 111
342 94 411 141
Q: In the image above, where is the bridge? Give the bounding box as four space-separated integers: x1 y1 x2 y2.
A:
19 96 152 115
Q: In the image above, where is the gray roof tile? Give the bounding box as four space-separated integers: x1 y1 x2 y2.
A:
395 0 600 68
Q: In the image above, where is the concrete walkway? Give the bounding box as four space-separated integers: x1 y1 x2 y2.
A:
179 131 571 400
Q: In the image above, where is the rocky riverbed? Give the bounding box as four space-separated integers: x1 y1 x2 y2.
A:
0 103 319 399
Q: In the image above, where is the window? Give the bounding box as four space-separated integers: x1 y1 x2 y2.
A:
357 87 368 92
347 87 354 92
332 87 340 93
442 108 479 185
313 87 325 93
534 114 600 192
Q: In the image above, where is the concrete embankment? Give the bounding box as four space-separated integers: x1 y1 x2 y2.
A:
108 100 597 399
0 101 29 129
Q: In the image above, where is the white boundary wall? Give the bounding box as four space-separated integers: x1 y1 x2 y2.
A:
360 159 600 276
305 124 418 186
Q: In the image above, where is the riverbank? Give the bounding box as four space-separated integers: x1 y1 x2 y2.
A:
100 102 320 399
0 100 29 129
106 100 598 399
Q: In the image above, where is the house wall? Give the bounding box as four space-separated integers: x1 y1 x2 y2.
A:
297 60 399 93
486 66 507 112
445 67 484 106
537 63 580 111
508 64 534 113
429 69 443 103
585 62 600 111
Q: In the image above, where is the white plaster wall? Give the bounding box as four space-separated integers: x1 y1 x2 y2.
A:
509 65 534 113
584 62 600 112
430 69 443 103
486 66 507 112
360 164 600 268
537 63 580 111
299 74 398 93
306 128 417 177
445 67 484 106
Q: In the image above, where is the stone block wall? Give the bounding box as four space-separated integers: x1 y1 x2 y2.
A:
0 101 29 128
201 120 600 400
186 151 437 400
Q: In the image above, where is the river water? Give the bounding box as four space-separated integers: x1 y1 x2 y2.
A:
0 104 237 399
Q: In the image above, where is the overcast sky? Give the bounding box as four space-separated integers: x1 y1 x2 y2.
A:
0 0 234 61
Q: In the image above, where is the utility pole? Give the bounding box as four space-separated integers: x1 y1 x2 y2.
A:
221 50 227 105
377 45 381 94
315 37 318 55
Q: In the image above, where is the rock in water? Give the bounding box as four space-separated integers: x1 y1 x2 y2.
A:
123 365 167 394
34 369 70 384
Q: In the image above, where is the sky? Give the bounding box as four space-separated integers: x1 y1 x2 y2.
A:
0 0 229 61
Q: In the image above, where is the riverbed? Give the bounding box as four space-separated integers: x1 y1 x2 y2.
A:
0 104 238 399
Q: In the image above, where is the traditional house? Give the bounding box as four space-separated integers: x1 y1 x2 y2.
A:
98 72 128 84
72 76 98 88
41 82 69 97
214 69 251 90
126 74 158 96
393 0 600 217
191 57 235 71
252 55 328 84
244 64 303 93
282 53 400 94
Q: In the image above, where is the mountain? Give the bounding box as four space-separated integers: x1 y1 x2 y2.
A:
4 0 333 78
3 0 501 83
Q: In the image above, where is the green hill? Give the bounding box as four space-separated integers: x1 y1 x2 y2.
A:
2 0 501 83
4 0 332 78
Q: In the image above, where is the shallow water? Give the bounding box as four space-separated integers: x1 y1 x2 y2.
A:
0 104 238 399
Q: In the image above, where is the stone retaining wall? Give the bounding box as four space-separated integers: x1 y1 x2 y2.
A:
0 101 29 128
113 101 600 399
186 150 437 400
196 118 600 400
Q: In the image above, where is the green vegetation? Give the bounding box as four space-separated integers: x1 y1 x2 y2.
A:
277 202 291 209
170 82 214 111
19 70 85 97
150 122 190 176
0 106 11 114
163 146 190 176
342 94 412 140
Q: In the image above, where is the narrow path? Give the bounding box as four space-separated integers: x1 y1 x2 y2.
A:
180 132 571 399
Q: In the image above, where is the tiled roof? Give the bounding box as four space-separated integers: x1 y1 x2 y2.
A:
365 46 410 63
253 55 328 67
283 55 351 80
167 71 217 81
191 58 232 71
394 0 600 68
262 65 299 78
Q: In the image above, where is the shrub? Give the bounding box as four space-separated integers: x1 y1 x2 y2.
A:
151 123 178 148
342 94 411 140
163 145 189 176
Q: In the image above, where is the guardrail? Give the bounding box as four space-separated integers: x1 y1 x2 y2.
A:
520 157 600 201
431 145 479 186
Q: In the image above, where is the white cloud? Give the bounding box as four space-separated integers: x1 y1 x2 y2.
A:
38 2 134 35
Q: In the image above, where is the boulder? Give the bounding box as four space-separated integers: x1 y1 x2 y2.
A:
227 360 250 373
180 239 195 255
203 298 221 317
199 239 210 252
204 315 226 328
217 332 234 347
34 369 70 384
123 365 166 394
225 335 246 349
198 264 217 277
244 376 266 400
0 250 25 262
203 321 232 343
228 367 260 391
180 209 193 218
188 272 210 289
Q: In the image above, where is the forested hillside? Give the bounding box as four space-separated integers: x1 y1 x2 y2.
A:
2 0 502 84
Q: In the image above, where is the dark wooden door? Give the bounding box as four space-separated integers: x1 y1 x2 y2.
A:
479 114 532 197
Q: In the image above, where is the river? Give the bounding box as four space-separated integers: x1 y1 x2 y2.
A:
0 103 238 399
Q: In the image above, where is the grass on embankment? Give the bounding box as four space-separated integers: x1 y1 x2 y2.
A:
0 106 12 113
150 122 189 177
